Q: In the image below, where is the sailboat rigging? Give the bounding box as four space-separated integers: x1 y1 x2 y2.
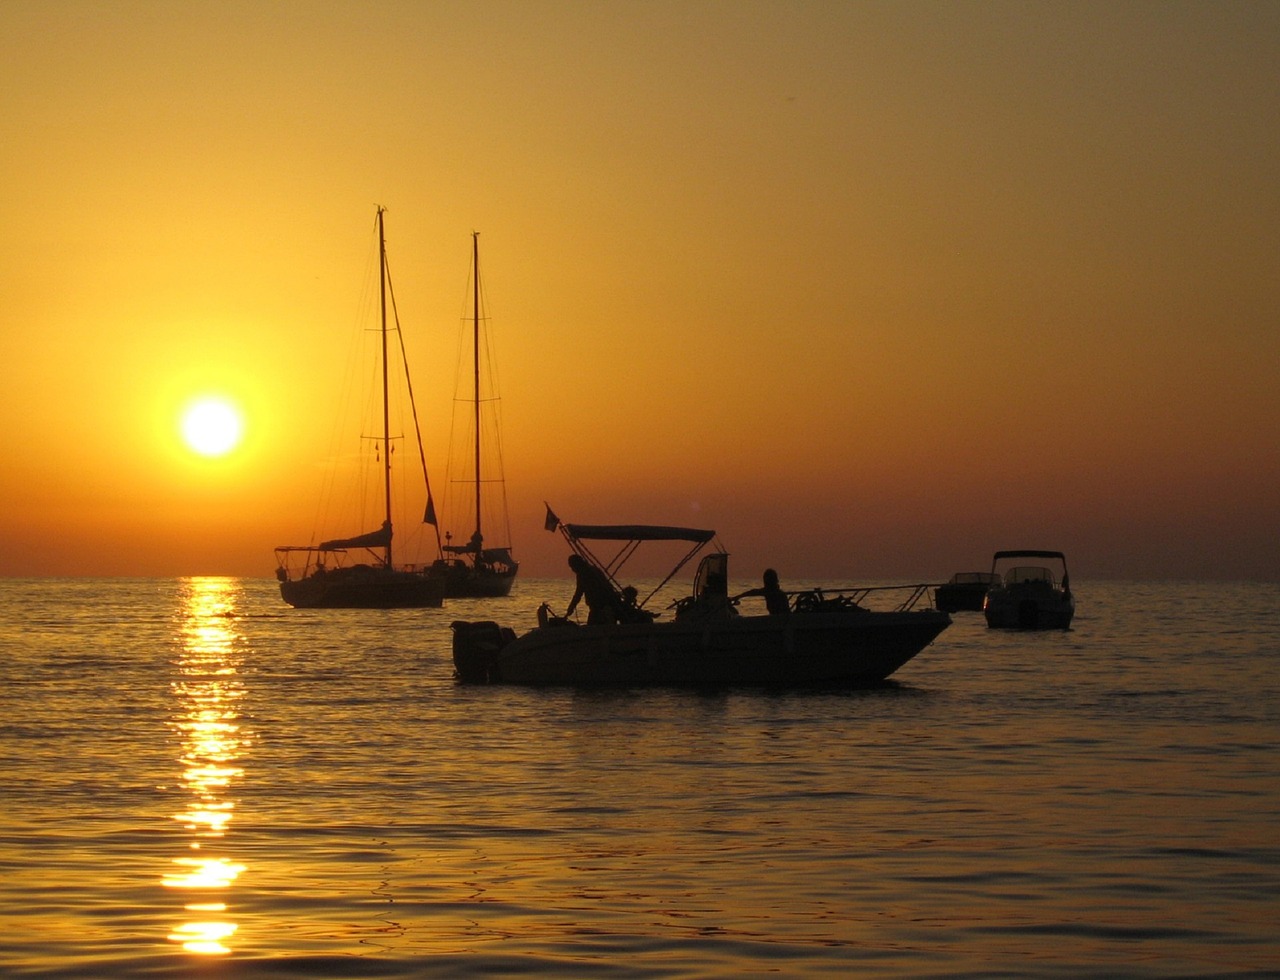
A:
274 207 445 609
429 232 519 597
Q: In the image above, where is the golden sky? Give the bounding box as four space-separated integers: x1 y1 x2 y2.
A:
2 0 1277 580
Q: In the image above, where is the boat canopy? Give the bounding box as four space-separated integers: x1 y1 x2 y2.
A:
550 514 718 610
441 532 483 555
563 523 715 543
993 550 1066 561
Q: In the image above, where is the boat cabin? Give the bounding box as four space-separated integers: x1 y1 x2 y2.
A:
1002 565 1058 588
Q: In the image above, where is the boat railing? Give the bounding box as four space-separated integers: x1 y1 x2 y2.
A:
788 583 937 613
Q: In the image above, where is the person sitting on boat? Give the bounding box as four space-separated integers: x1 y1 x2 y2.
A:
735 568 790 616
617 585 656 624
566 555 619 625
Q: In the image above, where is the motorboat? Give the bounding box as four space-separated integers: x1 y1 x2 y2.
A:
934 571 1001 612
451 511 952 687
982 550 1074 630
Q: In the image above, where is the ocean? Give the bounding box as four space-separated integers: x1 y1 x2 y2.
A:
1 577 1276 978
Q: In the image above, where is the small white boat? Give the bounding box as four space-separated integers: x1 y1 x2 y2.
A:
982 550 1074 630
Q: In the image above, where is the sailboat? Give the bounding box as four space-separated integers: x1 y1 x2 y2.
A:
274 208 445 609
429 232 519 598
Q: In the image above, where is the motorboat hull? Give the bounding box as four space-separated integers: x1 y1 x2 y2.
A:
453 610 951 688
934 578 997 612
983 589 1074 630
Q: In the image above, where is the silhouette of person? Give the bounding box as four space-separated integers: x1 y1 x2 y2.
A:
566 554 618 624
617 585 655 624
737 568 789 616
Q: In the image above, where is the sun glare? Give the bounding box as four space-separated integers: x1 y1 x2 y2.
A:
181 398 244 457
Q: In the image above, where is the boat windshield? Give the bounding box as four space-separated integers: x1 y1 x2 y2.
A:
693 553 730 599
1004 566 1055 586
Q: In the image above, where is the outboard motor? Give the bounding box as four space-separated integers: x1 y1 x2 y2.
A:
451 620 515 683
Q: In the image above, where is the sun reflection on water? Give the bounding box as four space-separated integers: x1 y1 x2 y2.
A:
164 577 251 956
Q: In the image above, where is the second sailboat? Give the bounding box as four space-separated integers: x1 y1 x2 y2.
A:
429 232 519 597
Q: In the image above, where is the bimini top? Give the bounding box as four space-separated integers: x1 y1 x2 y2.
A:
992 550 1067 561
563 523 716 543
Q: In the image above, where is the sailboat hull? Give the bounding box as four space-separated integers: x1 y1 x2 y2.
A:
279 566 444 609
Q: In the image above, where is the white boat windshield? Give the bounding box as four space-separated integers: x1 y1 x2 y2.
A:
1004 566 1055 586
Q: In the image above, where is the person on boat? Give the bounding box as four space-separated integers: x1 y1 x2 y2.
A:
735 568 790 616
566 555 619 625
617 585 656 624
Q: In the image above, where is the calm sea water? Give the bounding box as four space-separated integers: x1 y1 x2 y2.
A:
1 577 1276 978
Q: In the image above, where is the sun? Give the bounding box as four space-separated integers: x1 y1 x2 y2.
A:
180 397 245 457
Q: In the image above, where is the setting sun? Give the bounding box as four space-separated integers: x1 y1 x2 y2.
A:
181 398 244 458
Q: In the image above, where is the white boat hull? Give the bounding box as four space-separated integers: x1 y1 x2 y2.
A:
983 589 1074 630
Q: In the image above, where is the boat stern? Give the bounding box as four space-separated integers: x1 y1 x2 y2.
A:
451 620 517 682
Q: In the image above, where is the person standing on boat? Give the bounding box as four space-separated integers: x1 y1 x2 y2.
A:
566 555 619 625
736 568 790 616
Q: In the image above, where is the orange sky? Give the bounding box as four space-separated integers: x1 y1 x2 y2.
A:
2 0 1277 581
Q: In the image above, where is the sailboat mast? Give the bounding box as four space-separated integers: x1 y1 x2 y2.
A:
471 232 482 557
378 208 394 568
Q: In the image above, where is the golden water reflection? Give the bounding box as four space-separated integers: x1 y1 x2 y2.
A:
164 577 251 956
